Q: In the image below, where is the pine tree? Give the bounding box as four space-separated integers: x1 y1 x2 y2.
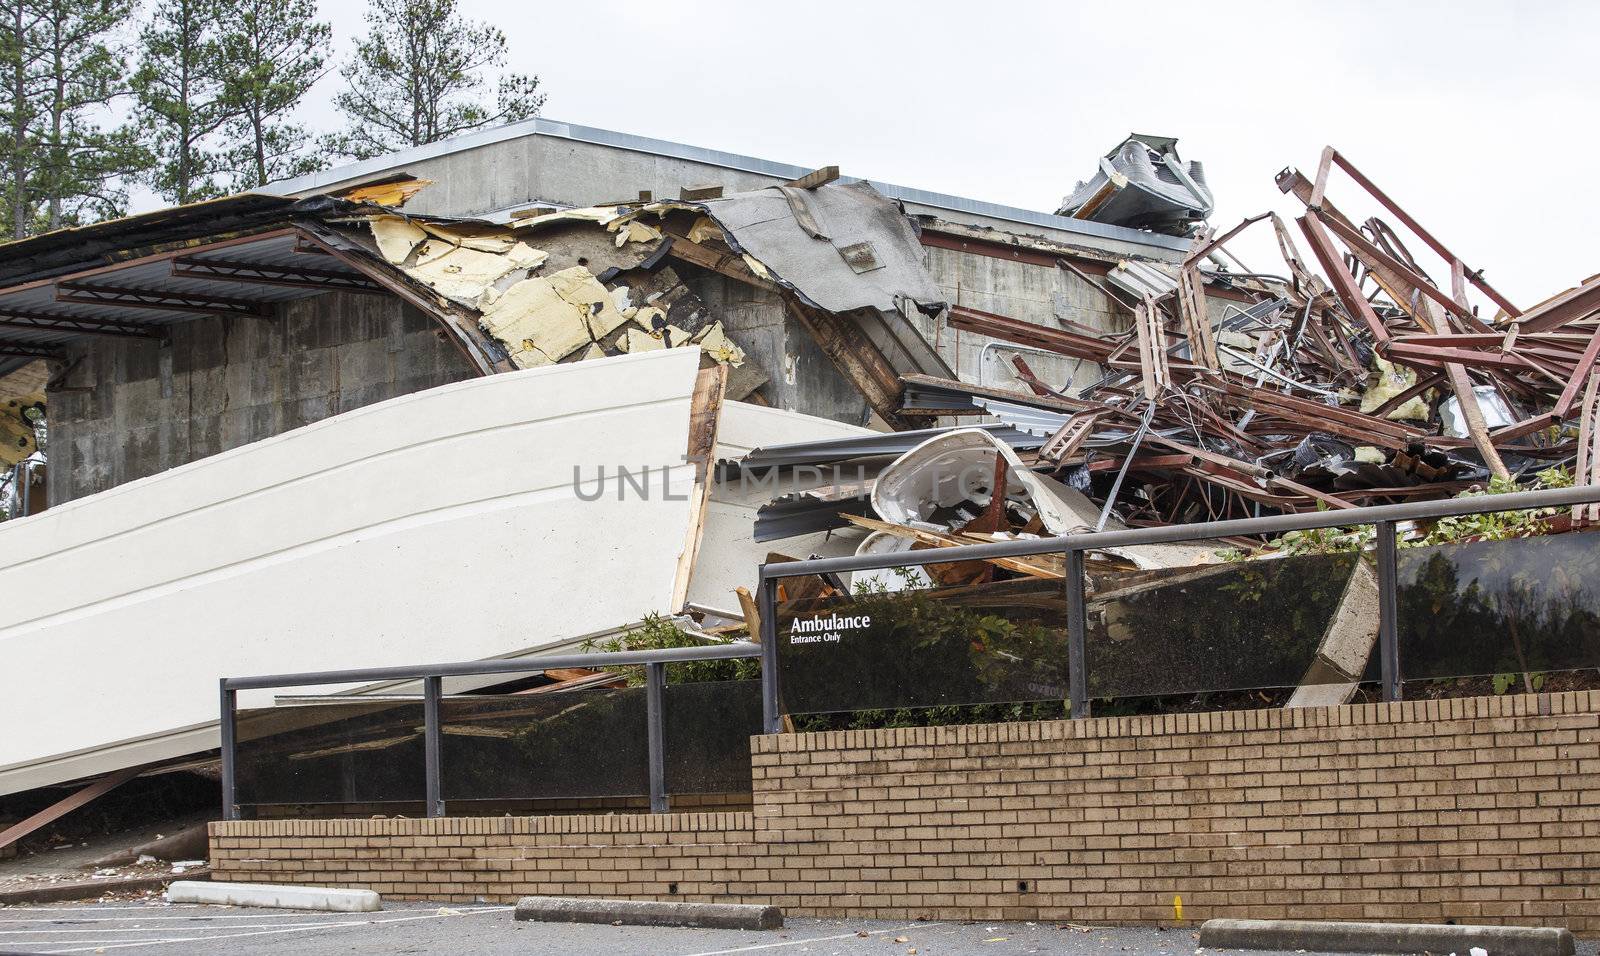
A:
131 0 234 204
0 0 137 238
31 0 145 230
328 0 543 161
0 0 46 237
214 0 330 188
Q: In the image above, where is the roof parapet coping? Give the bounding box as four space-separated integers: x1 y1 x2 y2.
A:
263 116 1192 255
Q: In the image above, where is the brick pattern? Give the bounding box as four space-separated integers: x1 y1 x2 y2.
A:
249 791 751 820
212 691 1600 929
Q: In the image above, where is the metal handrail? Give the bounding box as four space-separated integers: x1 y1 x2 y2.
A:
221 642 761 690
754 483 1600 731
219 641 771 822
759 483 1600 579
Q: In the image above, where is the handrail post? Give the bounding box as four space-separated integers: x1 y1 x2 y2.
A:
646 662 667 813
1375 520 1402 702
759 574 781 734
219 680 238 821
423 676 444 818
1065 548 1089 719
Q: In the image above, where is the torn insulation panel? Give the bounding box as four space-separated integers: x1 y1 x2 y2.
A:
358 204 757 377
1 391 42 467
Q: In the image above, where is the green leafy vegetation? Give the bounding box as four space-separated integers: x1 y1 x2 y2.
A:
1 0 545 236
1221 468 1575 562
584 613 758 686
1411 468 1571 547
324 0 544 160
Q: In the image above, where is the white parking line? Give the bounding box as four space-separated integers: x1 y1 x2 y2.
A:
0 908 209 920
679 921 941 956
1 920 424 933
24 906 511 954
1 912 378 923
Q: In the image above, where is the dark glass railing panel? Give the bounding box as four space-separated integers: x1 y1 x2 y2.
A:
1087 552 1363 697
439 689 648 802
1396 534 1600 681
775 551 1372 714
235 701 424 806
777 574 1069 714
664 679 761 794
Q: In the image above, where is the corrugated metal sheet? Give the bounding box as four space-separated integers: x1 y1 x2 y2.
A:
1107 259 1179 300
0 232 373 362
753 491 873 542
729 422 1042 474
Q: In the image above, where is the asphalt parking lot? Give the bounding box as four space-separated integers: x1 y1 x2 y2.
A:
1 901 1595 956
0 901 1193 956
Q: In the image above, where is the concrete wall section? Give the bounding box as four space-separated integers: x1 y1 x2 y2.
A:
691 275 871 426
363 135 785 220
215 690 1600 931
46 292 477 505
919 245 1128 394
0 350 706 796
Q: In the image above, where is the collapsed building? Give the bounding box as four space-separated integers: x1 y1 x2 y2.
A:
1 120 1596 835
0 120 1215 802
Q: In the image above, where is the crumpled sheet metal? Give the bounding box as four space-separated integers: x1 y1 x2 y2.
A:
869 427 1216 570
683 181 944 317
624 181 954 379
1058 135 1214 235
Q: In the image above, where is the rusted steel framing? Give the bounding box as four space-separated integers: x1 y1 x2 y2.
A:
170 257 386 294
1310 147 1521 318
0 308 163 339
55 282 275 318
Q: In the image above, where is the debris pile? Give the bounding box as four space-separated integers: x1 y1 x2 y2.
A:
754 145 1599 582
305 167 952 427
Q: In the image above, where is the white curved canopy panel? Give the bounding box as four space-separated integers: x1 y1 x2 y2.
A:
0 349 705 796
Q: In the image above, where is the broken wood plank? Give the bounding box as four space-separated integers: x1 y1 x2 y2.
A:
671 364 728 612
960 452 1011 535
664 236 781 293
785 298 911 429
516 670 627 695
1441 362 1511 481
784 166 841 190
839 514 1063 579
735 586 761 642
0 767 140 854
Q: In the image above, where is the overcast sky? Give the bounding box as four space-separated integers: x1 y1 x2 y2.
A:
287 0 1597 308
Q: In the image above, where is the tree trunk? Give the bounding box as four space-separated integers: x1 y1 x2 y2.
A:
253 102 265 186
48 27 65 229
8 0 29 238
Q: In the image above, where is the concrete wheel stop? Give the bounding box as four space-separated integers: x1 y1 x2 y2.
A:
514 896 782 930
166 880 381 912
1199 918 1577 956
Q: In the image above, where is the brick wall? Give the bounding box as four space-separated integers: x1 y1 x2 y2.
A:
211 690 1600 929
248 791 752 820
